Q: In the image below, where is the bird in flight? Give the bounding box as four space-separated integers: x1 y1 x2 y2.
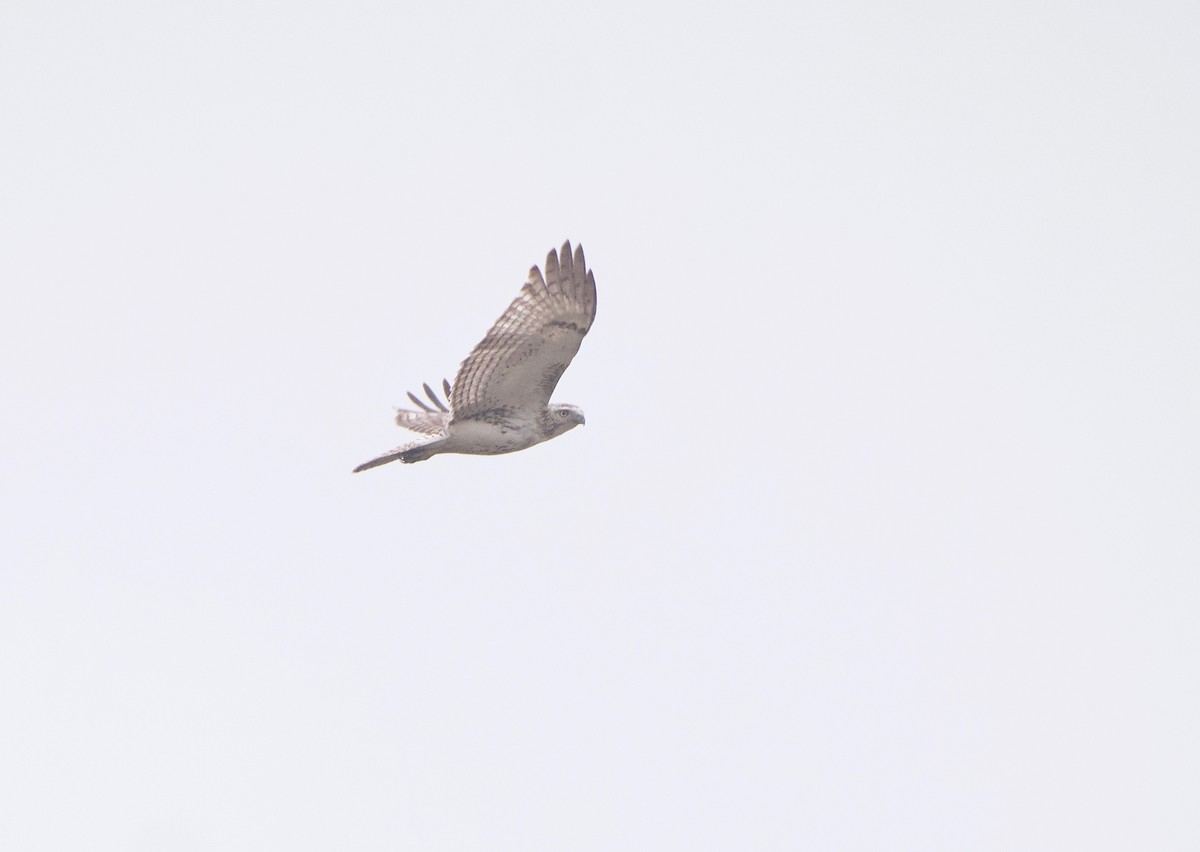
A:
353 240 598 472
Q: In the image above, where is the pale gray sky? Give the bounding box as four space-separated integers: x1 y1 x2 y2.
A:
2 1 1198 849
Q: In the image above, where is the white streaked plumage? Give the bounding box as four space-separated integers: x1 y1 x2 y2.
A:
353 241 597 472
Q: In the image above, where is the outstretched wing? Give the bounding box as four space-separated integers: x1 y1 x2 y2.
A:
450 241 597 422
394 380 452 435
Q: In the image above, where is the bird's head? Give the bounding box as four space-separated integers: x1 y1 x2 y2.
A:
545 403 586 437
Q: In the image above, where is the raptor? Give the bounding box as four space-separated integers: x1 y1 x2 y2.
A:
353 241 597 471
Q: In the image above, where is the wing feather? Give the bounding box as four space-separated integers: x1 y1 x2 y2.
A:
423 382 450 412
407 390 435 412
450 241 597 421
395 378 452 434
394 408 449 435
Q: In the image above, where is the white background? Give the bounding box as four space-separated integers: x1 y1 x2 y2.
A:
2 1 1198 849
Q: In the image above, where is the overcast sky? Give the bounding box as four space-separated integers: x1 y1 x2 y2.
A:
2 1 1198 849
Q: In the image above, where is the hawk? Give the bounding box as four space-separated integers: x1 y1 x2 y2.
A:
353 240 598 472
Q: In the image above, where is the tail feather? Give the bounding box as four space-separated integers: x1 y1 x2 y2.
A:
352 439 442 472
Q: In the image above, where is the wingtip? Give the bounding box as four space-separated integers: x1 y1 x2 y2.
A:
527 264 546 292
544 244 561 287
407 390 433 412
558 240 575 279
423 382 449 412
